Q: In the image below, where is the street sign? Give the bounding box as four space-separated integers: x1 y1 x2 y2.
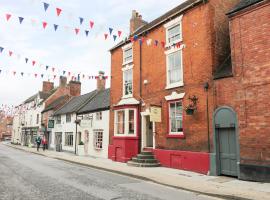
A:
150 106 161 122
48 120 54 128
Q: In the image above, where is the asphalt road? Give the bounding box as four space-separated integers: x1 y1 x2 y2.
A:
0 143 222 200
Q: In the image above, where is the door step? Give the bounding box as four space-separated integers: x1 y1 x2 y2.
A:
127 151 160 167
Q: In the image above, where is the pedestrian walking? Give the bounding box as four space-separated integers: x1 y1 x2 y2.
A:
36 136 41 151
42 136 48 151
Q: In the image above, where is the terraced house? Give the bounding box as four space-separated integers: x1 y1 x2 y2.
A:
108 0 241 175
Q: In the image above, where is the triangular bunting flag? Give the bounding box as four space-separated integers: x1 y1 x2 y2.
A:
53 24 58 31
41 74 44 78
79 17 84 25
6 14 11 21
118 31 122 37
56 8 62 16
89 21 94 29
18 17 24 24
68 72 71 76
113 35 117 41
75 28 80 35
46 65 49 70
53 75 56 79
63 71 66 75
146 39 152 46
9 51 13 56
21 72 24 76
13 71 16 76
161 41 165 48
85 30 89 37
34 74 37 78
42 21 47 29
154 40 158 46
32 61 36 66
109 28 113 35
43 2 49 12
52 67 55 72
25 58 28 63
104 33 108 40
0 47 4 53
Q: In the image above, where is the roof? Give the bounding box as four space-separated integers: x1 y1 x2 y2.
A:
42 95 70 113
24 88 57 104
53 90 98 115
227 0 265 15
110 0 204 51
214 55 233 80
77 88 110 114
24 93 38 104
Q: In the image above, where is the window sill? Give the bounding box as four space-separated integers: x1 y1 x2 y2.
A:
122 60 133 66
122 94 133 99
166 134 185 139
165 39 183 48
165 82 184 90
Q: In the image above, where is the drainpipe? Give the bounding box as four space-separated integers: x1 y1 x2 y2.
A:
75 114 78 155
139 40 142 153
204 82 210 153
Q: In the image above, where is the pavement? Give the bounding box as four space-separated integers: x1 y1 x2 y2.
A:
5 143 270 200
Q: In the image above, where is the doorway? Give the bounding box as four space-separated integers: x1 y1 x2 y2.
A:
141 110 155 149
213 107 239 177
145 116 153 147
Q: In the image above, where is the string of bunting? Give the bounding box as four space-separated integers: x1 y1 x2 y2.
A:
0 45 107 79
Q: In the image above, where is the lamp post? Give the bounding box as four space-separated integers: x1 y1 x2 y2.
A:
74 117 81 155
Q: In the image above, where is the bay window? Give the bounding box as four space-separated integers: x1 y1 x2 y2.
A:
169 101 183 134
114 109 136 136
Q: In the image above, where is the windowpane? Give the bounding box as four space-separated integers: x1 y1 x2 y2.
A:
168 51 182 84
128 110 134 134
65 132 73 146
66 114 71 123
169 101 183 133
124 48 133 63
168 24 181 43
124 69 133 96
116 111 125 134
94 131 103 149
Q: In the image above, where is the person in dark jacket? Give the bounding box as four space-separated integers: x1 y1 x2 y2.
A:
36 136 41 151
42 136 48 151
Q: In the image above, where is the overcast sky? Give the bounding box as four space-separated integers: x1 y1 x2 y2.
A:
0 0 184 106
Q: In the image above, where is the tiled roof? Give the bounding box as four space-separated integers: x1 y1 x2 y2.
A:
53 90 98 115
227 0 265 15
110 0 204 51
24 93 38 103
42 95 70 113
77 88 110 114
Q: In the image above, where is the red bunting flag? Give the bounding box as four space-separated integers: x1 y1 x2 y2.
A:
118 31 122 37
52 67 55 72
9 51 13 56
104 33 108 40
53 75 56 79
56 8 62 16
161 41 165 48
90 21 94 29
6 14 11 21
68 72 71 76
13 71 16 76
75 28 80 35
42 21 47 29
176 42 181 48
34 74 37 78
32 61 36 66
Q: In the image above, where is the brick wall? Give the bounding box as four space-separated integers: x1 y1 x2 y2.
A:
214 1 270 165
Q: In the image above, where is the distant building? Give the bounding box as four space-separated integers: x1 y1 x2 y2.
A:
0 113 13 141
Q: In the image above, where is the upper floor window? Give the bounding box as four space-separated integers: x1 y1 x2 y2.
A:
114 109 136 136
167 50 183 88
123 68 133 97
169 100 183 135
66 114 71 123
164 15 183 46
96 112 102 120
123 47 133 65
56 115 61 124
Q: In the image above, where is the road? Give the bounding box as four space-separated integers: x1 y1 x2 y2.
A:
0 143 223 200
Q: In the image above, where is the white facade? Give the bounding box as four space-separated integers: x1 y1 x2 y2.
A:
11 114 21 144
78 110 110 158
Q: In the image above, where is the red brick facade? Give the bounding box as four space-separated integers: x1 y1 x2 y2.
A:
0 114 13 141
214 1 270 181
109 0 240 174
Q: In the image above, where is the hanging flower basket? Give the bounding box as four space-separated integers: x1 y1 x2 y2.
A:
184 95 198 116
186 108 195 115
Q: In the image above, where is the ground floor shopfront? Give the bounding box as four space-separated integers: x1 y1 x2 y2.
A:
21 127 39 147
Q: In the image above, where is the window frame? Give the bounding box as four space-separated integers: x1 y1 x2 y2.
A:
114 108 137 137
96 112 102 121
93 130 103 150
122 65 133 98
168 100 184 136
64 132 73 146
165 48 184 89
122 43 133 65
164 15 183 47
56 115 61 124
66 113 71 123
36 114 39 124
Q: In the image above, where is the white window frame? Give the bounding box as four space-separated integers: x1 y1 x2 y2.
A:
56 115 61 124
164 15 183 47
66 113 71 123
165 47 184 89
122 43 133 65
122 65 133 98
96 112 102 120
114 108 136 137
168 100 183 135
93 130 103 150
64 132 73 146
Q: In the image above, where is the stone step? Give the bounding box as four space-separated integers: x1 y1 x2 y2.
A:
132 157 159 163
127 161 160 167
140 151 153 155
137 154 155 159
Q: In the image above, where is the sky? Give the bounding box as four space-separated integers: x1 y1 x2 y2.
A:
0 0 185 107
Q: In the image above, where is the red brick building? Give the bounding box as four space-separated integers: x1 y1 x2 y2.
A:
109 0 240 174
0 113 13 141
213 0 270 182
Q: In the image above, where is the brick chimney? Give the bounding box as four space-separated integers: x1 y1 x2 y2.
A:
42 81 54 93
59 76 67 87
130 10 147 34
68 80 81 97
97 71 106 91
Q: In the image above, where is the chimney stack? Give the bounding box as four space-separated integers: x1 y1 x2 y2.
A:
59 76 67 87
130 10 147 34
68 80 81 97
42 81 54 93
97 71 106 91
